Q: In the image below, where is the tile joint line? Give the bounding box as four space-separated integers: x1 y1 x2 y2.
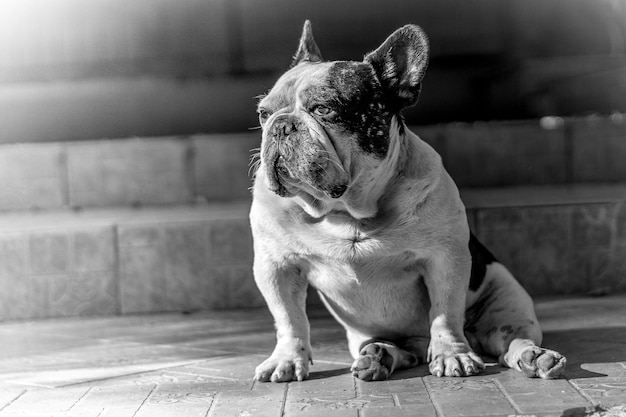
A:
0 390 27 413
492 378 523 415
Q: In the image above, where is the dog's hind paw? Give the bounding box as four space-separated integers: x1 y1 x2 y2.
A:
351 342 395 381
503 340 566 379
352 340 421 381
515 346 566 379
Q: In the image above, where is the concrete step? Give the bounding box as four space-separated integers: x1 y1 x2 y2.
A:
462 184 626 298
0 183 624 321
0 203 255 321
0 115 624 212
419 114 626 187
0 134 258 211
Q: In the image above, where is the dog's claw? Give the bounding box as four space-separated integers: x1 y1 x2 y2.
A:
255 352 311 383
429 349 484 378
254 371 272 382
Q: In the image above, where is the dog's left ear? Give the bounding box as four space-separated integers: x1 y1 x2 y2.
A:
364 25 429 110
291 20 323 67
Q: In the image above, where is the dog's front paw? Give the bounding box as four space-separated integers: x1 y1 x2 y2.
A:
254 345 312 383
428 341 485 377
351 342 395 381
507 345 566 379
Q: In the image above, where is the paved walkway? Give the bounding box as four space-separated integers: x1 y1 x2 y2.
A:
0 295 625 417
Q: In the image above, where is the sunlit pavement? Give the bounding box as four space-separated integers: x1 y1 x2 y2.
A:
0 295 625 416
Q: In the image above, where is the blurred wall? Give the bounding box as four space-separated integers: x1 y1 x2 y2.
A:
1 0 625 143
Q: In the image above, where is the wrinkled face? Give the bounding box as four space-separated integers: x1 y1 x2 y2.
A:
257 60 393 201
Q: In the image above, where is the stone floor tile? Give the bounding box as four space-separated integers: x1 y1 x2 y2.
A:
288 373 355 398
285 408 359 416
362 405 438 417
357 371 431 395
424 377 517 416
283 397 361 415
2 343 212 388
61 384 157 417
208 387 286 417
133 382 215 417
570 377 626 407
189 355 270 381
0 386 90 414
0 388 26 410
495 378 591 414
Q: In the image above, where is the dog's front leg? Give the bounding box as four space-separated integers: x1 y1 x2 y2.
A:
253 254 312 382
424 246 485 377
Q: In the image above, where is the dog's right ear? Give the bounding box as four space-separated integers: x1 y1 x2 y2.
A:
364 25 429 110
291 20 323 67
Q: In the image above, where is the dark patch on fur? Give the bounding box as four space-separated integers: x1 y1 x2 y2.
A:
465 324 477 334
468 232 497 291
364 25 429 111
464 277 497 329
500 325 514 333
500 325 515 341
309 61 393 158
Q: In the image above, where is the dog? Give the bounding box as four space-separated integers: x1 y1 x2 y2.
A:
249 20 566 382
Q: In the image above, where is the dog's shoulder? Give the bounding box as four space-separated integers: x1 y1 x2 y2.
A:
386 127 461 216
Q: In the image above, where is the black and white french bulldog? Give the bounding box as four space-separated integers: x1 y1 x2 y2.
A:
250 21 566 382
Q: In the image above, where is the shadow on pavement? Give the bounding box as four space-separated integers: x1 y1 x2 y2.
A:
543 326 626 379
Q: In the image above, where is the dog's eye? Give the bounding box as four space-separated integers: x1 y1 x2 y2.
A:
312 105 332 117
258 108 271 124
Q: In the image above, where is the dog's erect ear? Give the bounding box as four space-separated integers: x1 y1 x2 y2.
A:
291 20 323 67
364 25 429 110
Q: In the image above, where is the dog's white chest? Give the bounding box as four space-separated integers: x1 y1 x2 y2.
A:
302 213 386 261
305 253 431 338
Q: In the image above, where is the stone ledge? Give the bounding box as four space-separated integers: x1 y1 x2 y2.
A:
461 183 626 209
0 203 255 320
1 183 625 321
0 115 624 211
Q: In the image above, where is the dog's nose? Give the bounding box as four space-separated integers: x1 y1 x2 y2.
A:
272 117 299 139
282 122 297 136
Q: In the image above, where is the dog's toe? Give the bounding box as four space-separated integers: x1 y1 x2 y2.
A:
255 353 311 383
254 369 273 382
351 360 390 381
536 349 566 379
516 346 566 379
429 350 484 378
351 343 394 381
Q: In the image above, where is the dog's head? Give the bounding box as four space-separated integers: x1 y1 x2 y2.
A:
255 21 429 219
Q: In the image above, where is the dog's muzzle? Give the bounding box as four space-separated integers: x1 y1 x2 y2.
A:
262 115 348 199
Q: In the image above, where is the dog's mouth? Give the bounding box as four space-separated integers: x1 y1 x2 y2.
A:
262 115 349 199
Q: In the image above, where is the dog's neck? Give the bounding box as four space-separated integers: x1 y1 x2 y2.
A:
337 117 407 219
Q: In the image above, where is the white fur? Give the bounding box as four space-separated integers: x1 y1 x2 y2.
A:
251 120 481 379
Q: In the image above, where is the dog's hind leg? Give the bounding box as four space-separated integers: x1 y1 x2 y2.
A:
465 263 566 379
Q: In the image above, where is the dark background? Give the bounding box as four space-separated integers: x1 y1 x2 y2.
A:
1 0 625 143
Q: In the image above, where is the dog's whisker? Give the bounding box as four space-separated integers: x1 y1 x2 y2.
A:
315 152 345 172
248 158 262 177
248 150 263 177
